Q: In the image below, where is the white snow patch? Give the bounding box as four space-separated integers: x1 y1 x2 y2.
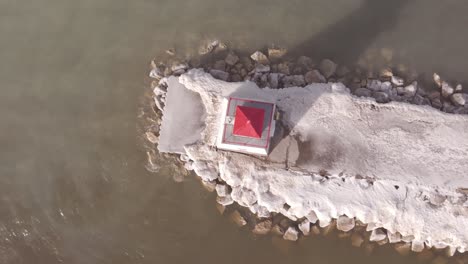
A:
160 69 468 253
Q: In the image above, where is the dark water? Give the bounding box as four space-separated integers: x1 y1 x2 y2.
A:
1 0 467 263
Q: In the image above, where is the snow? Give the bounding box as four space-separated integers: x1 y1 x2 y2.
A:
161 69 468 253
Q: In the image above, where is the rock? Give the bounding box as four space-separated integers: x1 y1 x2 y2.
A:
215 184 230 197
387 232 402 243
394 243 411 256
145 131 158 144
298 220 311 236
268 47 287 60
231 74 242 82
282 75 305 87
455 84 463 92
380 67 393 78
441 82 454 98
321 220 336 236
445 246 457 257
369 228 387 242
201 180 216 192
171 63 189 75
149 67 164 79
413 94 430 105
213 60 226 71
287 137 300 167
198 40 219 55
354 88 372 98
377 237 389 246
267 73 281 89
305 211 318 224
391 75 404 86
304 70 326 84
252 219 272 235
229 210 247 227
337 231 351 239
254 64 271 73
319 59 337 78
216 195 234 206
165 48 176 56
373 92 390 103
401 234 415 243
367 79 382 91
283 227 299 241
250 51 269 64
433 73 442 87
297 56 314 69
336 65 350 77
311 225 321 235
336 215 355 232
351 233 365 247
451 93 467 106
277 63 290 75
431 97 443 109
411 240 425 253
209 69 229 81
225 53 239 66
380 81 392 92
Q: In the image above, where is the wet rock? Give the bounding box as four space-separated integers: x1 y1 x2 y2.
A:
225 53 239 66
336 215 355 232
271 225 285 236
433 73 443 87
387 232 402 243
252 219 273 235
213 60 226 71
455 84 463 92
442 102 455 113
145 131 158 144
201 180 216 192
391 75 404 86
412 94 430 105
209 69 229 81
266 73 280 89
283 227 299 241
394 243 411 256
277 63 290 75
282 75 305 87
311 225 321 235
268 47 287 60
401 234 415 243
250 51 269 64
304 70 326 84
165 48 176 56
198 40 219 55
373 92 390 103
254 64 271 73
380 81 392 92
321 220 336 236
445 246 457 257
216 194 233 206
441 82 454 98
240 57 254 72
171 63 189 75
431 97 443 109
319 59 337 78
354 88 372 98
215 203 225 215
298 220 311 236
230 210 247 227
149 67 164 79
215 184 230 197
369 228 387 242
411 240 425 253
351 233 365 247
367 79 382 91
451 93 467 106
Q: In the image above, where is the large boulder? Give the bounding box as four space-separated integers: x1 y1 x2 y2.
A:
304 70 326 84
250 51 269 64
252 219 273 235
298 220 311 236
354 88 372 98
209 69 229 81
369 228 387 242
229 210 247 226
268 48 287 60
441 82 454 98
282 75 305 87
319 59 337 78
225 53 239 66
283 227 299 241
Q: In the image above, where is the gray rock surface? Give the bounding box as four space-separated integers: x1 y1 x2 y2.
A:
370 228 387 242
354 88 372 98
252 219 272 235
319 59 337 78
250 51 269 64
336 215 355 232
441 82 454 98
209 69 229 81
373 91 390 103
282 75 305 87
283 227 299 241
451 93 467 106
304 70 326 84
225 53 239 66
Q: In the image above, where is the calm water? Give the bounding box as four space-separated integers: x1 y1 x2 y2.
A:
1 0 468 263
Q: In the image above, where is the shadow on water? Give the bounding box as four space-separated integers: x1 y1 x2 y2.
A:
289 0 411 66
270 0 411 168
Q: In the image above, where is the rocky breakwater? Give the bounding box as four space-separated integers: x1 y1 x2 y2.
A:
144 41 468 263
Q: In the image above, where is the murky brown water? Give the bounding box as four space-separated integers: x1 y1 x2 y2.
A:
1 0 468 263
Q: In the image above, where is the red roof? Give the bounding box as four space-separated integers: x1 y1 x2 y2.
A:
233 106 265 138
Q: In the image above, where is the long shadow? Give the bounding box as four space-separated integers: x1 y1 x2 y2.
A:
267 0 411 169
289 0 410 66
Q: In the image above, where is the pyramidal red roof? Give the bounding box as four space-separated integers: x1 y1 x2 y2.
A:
233 106 265 138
